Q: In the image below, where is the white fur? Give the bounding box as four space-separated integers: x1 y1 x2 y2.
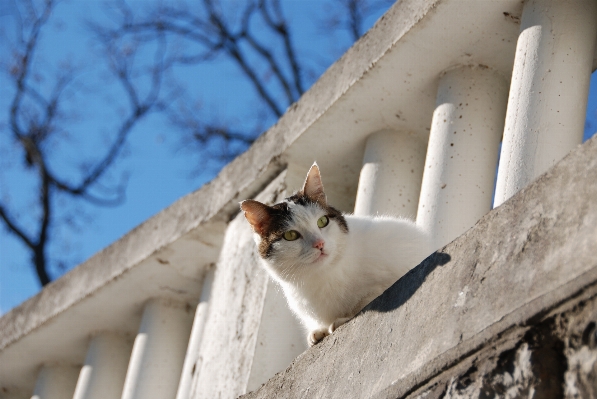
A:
256 200 433 345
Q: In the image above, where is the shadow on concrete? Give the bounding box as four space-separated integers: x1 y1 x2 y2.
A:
362 252 451 314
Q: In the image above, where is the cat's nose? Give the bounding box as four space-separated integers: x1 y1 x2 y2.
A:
312 239 324 250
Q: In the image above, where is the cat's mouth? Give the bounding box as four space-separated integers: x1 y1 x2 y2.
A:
313 251 328 263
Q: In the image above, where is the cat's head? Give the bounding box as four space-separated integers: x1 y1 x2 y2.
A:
240 163 348 277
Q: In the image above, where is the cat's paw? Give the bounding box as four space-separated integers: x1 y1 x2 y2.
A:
308 328 329 346
328 317 351 334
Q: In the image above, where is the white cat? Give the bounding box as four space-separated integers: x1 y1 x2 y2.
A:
241 163 433 346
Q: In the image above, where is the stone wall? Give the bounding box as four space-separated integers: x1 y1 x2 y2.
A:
414 293 597 398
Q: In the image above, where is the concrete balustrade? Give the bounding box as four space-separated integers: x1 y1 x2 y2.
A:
5 0 596 397
354 130 427 218
494 0 597 206
121 299 194 399
72 333 133 399
417 66 508 248
31 365 79 399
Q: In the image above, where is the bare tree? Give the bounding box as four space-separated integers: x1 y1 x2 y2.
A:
321 0 396 42
0 0 393 288
95 0 304 160
99 0 395 156
0 0 169 286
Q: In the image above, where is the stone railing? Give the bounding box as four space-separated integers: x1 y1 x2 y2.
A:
244 132 597 399
1 0 596 398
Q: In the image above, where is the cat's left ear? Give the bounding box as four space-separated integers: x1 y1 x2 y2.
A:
302 162 327 206
240 199 274 236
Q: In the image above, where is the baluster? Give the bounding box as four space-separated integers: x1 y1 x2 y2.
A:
245 278 306 393
418 66 508 248
121 299 193 399
72 333 132 399
494 0 597 206
31 365 78 399
354 130 427 218
176 267 215 399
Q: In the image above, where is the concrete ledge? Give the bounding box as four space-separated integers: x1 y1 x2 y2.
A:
242 135 597 399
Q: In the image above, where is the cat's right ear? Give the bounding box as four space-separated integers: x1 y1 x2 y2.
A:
302 162 327 206
240 200 273 236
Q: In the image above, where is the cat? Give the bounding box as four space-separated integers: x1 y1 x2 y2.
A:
240 163 433 346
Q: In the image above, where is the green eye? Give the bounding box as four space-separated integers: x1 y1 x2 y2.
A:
283 230 300 241
317 215 329 228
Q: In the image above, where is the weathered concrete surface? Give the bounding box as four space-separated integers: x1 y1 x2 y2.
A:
188 192 277 399
189 171 305 399
242 135 597 399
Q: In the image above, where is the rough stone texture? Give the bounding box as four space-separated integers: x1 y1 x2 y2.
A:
408 289 597 399
242 136 597 399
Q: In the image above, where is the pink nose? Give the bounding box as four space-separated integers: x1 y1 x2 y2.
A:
313 239 324 250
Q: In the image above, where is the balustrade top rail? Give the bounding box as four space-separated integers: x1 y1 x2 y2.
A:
1 0 596 397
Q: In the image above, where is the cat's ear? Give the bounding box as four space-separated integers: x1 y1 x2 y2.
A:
302 162 327 206
240 200 273 236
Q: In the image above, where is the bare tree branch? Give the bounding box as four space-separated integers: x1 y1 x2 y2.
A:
0 205 35 250
0 0 168 286
1 0 392 288
320 0 394 43
346 0 363 41
258 0 304 95
9 0 53 140
103 0 304 118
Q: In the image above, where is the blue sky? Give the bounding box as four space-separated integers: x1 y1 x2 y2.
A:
0 0 391 314
0 0 596 316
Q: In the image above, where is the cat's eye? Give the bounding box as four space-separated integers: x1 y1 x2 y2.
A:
283 230 300 241
317 215 329 228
